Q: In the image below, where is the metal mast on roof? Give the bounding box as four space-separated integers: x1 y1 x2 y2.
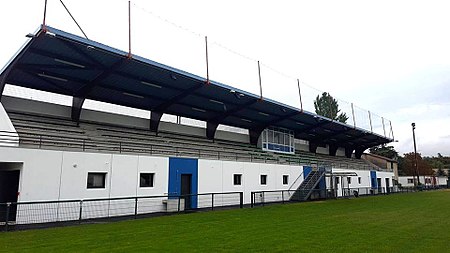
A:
43 0 48 30
297 79 303 112
257 61 263 100
127 1 132 59
205 36 210 85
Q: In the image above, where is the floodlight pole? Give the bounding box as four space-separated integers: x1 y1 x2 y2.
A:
412 123 420 186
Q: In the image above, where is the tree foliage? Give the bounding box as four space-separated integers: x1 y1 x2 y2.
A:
314 92 348 123
369 145 398 159
435 168 446 177
399 152 434 176
423 153 450 177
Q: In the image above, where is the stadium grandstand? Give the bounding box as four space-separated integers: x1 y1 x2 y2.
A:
0 24 396 228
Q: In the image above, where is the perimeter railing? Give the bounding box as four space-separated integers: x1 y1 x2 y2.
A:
0 191 243 232
250 186 444 208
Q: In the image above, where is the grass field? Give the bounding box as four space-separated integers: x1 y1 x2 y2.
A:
0 190 449 253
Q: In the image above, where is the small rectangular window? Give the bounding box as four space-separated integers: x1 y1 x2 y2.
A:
407 179 413 184
87 172 106 189
358 177 361 184
233 174 242 185
283 175 289 185
260 175 267 185
347 177 352 184
140 173 154 187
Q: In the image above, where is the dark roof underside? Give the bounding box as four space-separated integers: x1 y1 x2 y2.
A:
0 25 393 149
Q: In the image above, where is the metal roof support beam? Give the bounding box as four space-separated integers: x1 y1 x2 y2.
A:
249 128 263 146
253 111 300 133
355 147 365 159
209 100 258 124
206 121 218 140
329 144 339 156
150 111 163 133
345 147 354 158
69 58 128 122
71 96 84 123
74 58 127 97
309 142 319 154
307 127 351 144
297 119 332 135
154 83 204 112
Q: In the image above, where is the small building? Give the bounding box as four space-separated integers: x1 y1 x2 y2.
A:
362 153 398 181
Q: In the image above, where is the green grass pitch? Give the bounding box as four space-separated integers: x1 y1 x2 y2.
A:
0 190 449 253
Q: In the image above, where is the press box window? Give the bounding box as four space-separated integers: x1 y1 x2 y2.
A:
347 177 352 184
282 175 289 185
87 172 106 189
233 174 242 185
358 177 362 184
260 175 267 185
140 173 154 188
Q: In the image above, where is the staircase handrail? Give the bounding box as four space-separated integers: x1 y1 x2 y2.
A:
302 170 327 201
288 169 305 192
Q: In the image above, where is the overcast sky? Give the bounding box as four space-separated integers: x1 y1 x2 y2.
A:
1 0 449 156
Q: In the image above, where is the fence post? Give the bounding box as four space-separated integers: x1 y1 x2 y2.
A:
281 190 285 204
251 192 254 208
177 196 181 213
4 203 10 232
262 192 265 206
134 197 138 219
239 192 243 208
78 200 83 223
211 193 215 210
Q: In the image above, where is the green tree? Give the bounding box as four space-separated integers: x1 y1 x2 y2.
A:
400 152 434 176
369 145 398 159
314 92 348 123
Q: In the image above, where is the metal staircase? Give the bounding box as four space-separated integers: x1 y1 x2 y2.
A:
290 168 327 201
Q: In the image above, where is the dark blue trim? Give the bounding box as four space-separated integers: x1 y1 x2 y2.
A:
303 166 312 179
318 167 327 190
370 171 378 189
168 157 198 209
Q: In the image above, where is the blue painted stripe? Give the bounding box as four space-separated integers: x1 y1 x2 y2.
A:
370 171 378 189
168 157 198 209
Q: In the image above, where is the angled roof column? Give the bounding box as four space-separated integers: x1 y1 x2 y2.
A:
149 82 206 133
206 99 259 140
71 57 128 122
206 121 219 140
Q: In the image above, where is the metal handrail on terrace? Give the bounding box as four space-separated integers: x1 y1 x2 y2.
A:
0 130 389 171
